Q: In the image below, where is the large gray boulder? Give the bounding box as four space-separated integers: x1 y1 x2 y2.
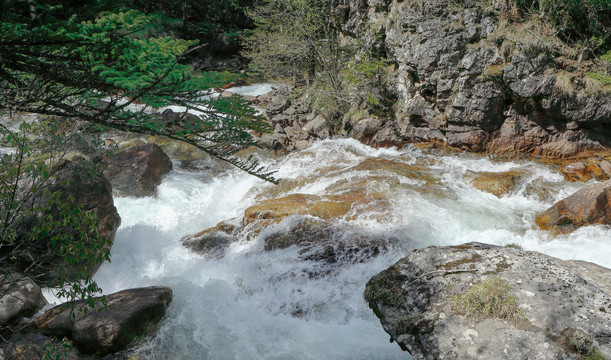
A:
0 274 47 329
365 243 611 359
37 286 172 356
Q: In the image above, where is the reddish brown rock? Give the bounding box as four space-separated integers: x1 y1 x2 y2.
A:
243 194 356 226
104 143 173 197
536 180 611 234
561 162 591 182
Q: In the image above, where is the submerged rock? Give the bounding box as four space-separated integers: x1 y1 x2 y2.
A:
104 143 173 197
182 221 238 257
536 180 611 234
242 193 388 226
469 170 527 197
37 286 172 356
260 217 397 265
365 243 611 359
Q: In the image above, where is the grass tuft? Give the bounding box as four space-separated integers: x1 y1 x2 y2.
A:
450 277 523 323
555 71 575 96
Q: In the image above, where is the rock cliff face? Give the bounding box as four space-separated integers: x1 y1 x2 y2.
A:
309 0 610 157
365 243 611 359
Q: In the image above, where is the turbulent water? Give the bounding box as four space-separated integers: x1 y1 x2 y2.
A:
83 137 611 360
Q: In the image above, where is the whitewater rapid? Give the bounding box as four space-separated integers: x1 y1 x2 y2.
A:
86 137 611 360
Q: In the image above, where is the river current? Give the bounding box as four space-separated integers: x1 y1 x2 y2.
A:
83 135 610 360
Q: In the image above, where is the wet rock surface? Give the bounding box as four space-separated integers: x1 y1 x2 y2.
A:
0 332 88 360
37 286 172 356
469 170 527 197
12 159 121 283
365 243 611 360
182 221 238 258
104 143 173 197
536 179 611 234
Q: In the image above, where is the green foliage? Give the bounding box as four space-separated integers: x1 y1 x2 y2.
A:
42 337 74 360
0 1 275 182
128 0 251 44
450 277 522 323
587 72 611 86
0 121 110 319
243 0 335 82
364 269 406 318
245 0 394 129
568 330 607 360
510 0 610 51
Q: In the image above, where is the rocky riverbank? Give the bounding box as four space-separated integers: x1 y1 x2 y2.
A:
0 136 175 359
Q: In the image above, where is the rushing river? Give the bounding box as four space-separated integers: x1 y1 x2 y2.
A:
87 137 611 360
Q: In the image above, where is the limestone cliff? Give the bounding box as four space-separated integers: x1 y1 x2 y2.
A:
264 0 610 157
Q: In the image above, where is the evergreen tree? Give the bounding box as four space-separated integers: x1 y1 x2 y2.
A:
0 0 276 182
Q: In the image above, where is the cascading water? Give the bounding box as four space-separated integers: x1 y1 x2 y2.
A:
86 136 611 360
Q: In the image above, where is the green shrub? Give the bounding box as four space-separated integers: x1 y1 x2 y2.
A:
587 72 611 86
511 0 610 50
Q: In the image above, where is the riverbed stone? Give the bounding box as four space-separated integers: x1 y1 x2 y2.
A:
536 179 611 234
0 333 85 360
0 274 47 328
182 221 238 257
36 286 172 356
104 143 173 197
242 193 389 227
365 243 611 359
469 170 527 197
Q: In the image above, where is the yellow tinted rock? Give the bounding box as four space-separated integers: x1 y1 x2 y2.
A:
470 170 527 197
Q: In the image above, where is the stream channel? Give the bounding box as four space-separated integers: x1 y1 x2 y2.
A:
50 85 611 359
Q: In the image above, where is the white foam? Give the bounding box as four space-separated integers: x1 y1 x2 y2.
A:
92 139 610 359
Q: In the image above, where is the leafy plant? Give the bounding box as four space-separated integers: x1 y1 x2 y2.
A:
0 121 112 335
510 0 610 51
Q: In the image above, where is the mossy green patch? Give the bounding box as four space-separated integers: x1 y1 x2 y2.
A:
364 268 407 317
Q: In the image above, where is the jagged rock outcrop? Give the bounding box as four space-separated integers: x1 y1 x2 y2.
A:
37 286 172 356
262 0 610 157
340 0 610 157
536 179 611 234
365 243 611 359
104 143 173 197
258 86 333 151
